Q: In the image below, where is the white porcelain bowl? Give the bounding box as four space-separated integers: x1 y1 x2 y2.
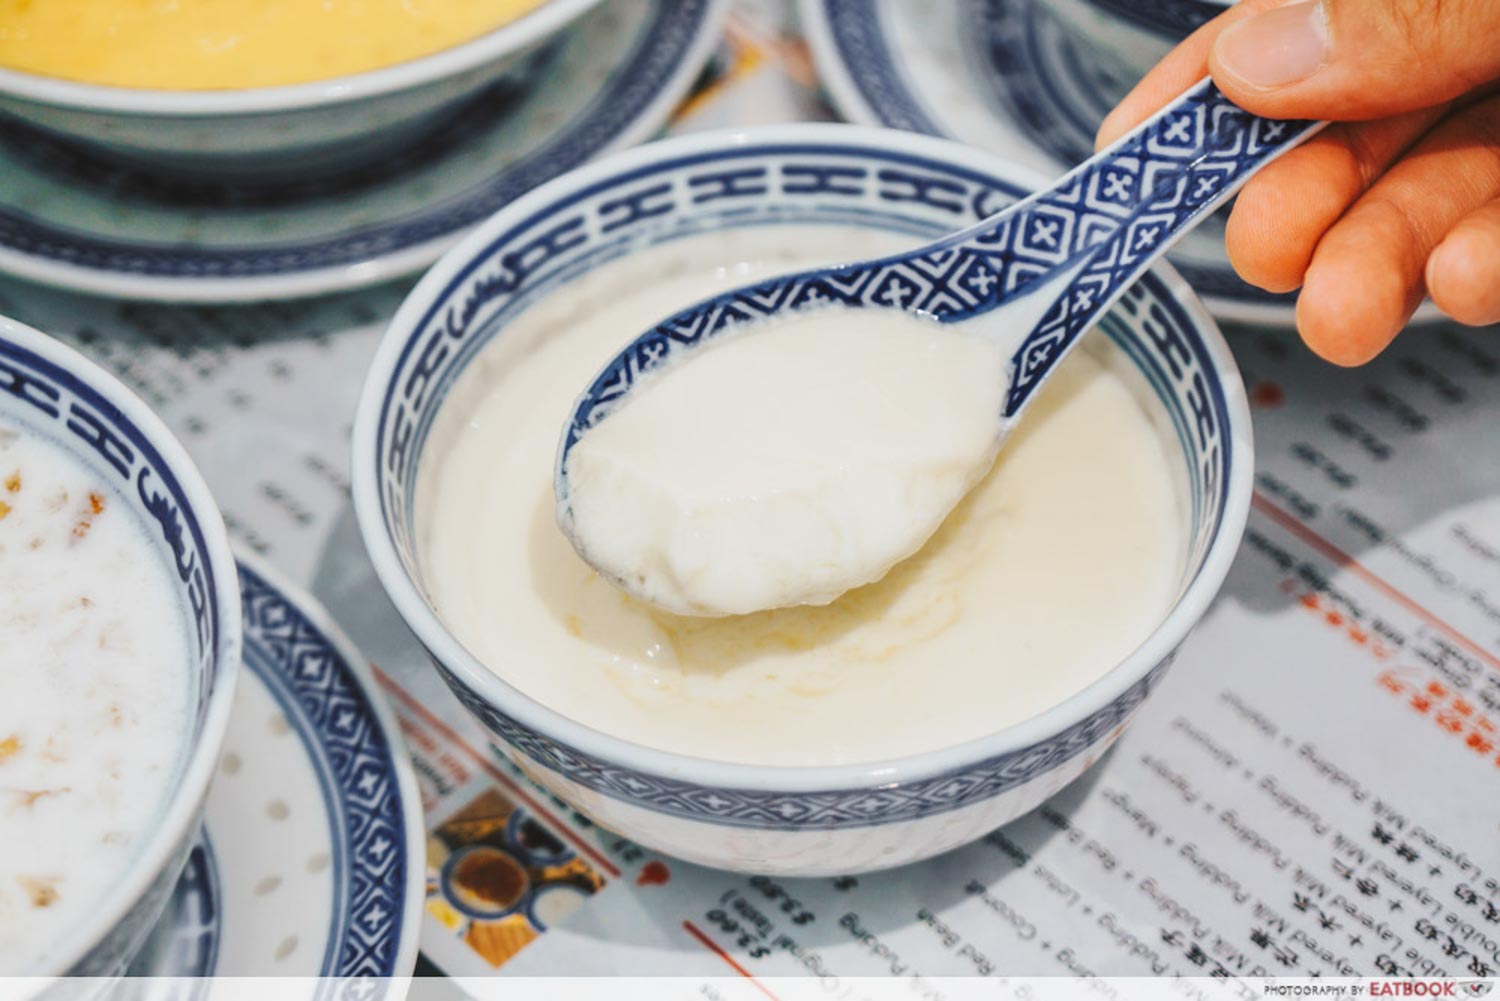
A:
0 0 603 180
0 316 241 973
353 124 1253 876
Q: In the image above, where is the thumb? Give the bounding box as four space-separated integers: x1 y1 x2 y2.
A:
1209 0 1500 121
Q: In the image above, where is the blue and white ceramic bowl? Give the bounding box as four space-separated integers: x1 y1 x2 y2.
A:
130 554 424 988
0 0 602 180
1038 0 1231 105
0 316 241 973
352 125 1253 876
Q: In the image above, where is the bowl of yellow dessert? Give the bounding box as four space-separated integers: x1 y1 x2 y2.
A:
0 315 241 973
0 0 604 179
352 124 1253 876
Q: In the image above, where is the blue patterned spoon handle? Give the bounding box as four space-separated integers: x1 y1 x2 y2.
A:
973 78 1323 418
559 81 1320 462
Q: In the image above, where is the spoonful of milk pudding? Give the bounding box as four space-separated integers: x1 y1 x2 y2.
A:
558 82 1322 617
563 309 1006 616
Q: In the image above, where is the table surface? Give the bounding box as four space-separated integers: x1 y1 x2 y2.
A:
2 0 1497 984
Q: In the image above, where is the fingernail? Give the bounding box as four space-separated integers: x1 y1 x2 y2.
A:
1214 1 1329 90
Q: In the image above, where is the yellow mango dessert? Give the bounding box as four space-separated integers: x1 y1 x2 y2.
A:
0 0 551 90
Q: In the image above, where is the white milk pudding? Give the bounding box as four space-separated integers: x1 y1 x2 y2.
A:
421 227 1186 767
0 425 191 971
563 309 1008 616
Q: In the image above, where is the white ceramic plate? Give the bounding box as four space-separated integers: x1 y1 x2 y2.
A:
127 556 424 990
0 0 728 303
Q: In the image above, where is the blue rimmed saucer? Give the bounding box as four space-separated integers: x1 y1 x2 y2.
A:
128 556 425 991
0 0 727 303
800 0 1299 325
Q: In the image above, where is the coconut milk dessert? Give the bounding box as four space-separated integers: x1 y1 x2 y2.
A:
0 425 191 971
421 227 1186 767
563 308 1009 617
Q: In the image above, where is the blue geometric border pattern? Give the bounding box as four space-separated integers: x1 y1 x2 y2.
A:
558 81 1311 463
996 81 1315 414
0 0 714 279
238 564 409 977
965 0 1300 302
440 657 1168 830
820 0 945 133
0 340 222 724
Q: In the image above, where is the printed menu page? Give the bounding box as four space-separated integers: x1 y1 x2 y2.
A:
0 0 1494 987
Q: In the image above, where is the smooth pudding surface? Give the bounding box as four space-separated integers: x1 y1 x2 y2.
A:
0 425 190 971
0 0 549 90
564 309 1008 617
420 227 1186 767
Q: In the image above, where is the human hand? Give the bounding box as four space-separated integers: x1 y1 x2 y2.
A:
1097 0 1500 364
